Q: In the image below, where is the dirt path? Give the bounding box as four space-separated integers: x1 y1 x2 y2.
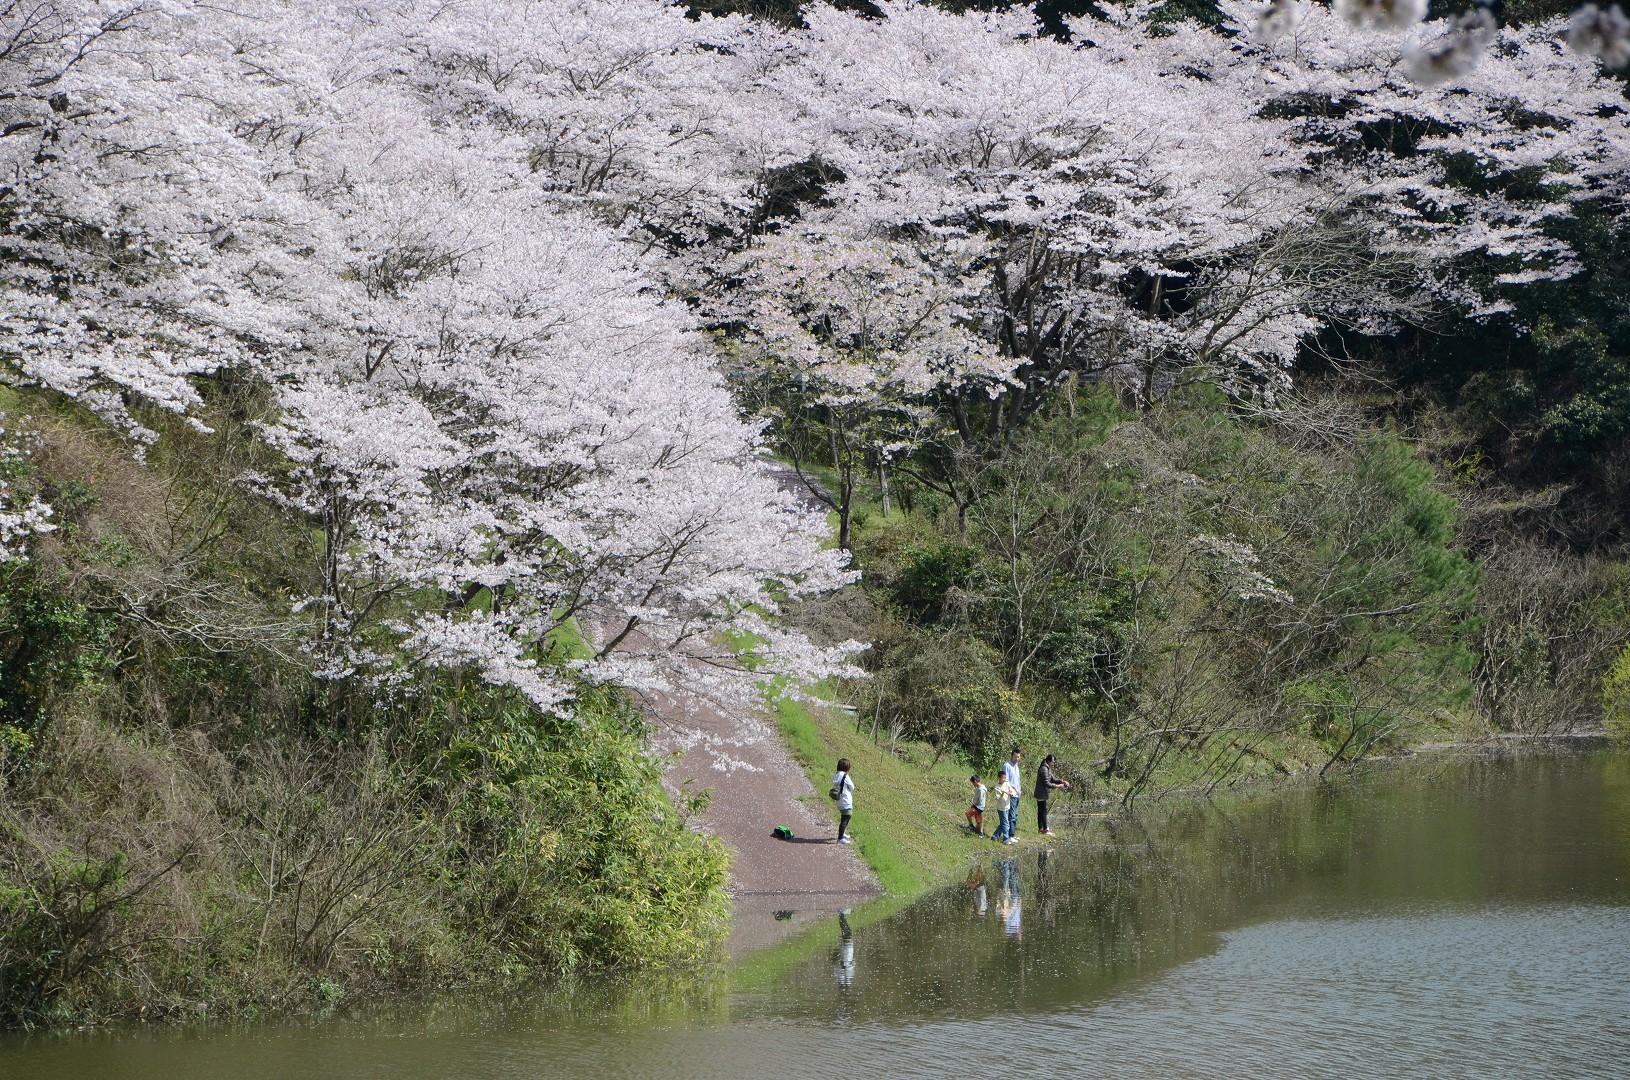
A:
651 686 879 953
650 460 878 951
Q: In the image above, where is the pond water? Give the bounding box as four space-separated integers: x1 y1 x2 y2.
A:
5 749 1629 1079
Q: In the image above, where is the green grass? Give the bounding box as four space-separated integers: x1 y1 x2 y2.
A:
731 692 990 991
772 694 982 896
762 446 1089 898
547 616 593 661
729 888 916 991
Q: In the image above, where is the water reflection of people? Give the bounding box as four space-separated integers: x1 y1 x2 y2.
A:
1036 848 1058 929
965 865 988 918
997 858 1022 940
833 909 856 989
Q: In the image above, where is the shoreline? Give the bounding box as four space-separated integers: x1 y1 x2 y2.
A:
1045 729 1617 815
733 736 1623 977
10 734 1613 1037
728 726 1618 973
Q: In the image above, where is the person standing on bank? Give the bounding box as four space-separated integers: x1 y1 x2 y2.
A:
966 774 988 836
831 758 855 845
992 774 1015 842
998 748 1023 843
1035 753 1070 836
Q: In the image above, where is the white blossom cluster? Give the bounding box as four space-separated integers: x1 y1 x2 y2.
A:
1266 0 1627 87
1191 535 1294 605
0 418 53 562
1213 0 1630 296
1 0 1627 728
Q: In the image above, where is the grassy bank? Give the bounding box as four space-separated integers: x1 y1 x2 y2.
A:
730 694 982 992
761 382 1630 906
769 689 1318 905
773 695 978 895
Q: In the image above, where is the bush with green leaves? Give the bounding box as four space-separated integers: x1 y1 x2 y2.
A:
1605 645 1630 744
847 385 1505 802
415 684 729 975
0 566 111 767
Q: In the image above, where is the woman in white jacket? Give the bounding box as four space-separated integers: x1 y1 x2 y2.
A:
831 758 855 845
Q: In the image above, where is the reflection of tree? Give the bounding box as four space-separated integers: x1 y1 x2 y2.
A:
775 754 1623 1025
965 866 988 919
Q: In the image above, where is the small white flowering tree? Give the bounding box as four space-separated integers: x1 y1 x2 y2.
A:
0 417 53 561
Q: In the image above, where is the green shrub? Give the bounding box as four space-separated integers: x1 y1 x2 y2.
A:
417 684 730 973
0 849 133 1027
0 681 731 1028
1605 644 1630 743
0 565 112 765
0 391 735 1029
888 541 982 624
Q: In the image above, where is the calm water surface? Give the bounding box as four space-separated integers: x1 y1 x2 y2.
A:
4 750 1628 1079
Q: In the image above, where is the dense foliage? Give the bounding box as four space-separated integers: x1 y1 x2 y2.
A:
849 390 1486 799
2 0 1629 1026
0 404 727 1027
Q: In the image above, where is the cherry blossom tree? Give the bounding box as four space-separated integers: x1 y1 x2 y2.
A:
243 19 862 717
1 0 863 727
392 0 797 265
0 416 52 560
4 0 1628 732
720 0 1629 426
715 0 1434 454
724 223 1005 547
0 0 307 443
256 189 866 712
1203 0 1630 303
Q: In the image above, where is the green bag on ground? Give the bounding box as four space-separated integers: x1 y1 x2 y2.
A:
772 825 795 840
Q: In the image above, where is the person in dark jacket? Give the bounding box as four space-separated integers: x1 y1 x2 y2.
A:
1034 754 1069 836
